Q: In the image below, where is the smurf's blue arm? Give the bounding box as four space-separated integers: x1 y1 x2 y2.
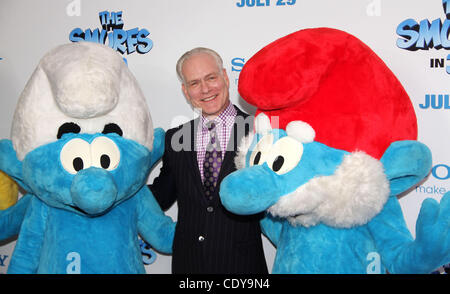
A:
369 140 450 273
149 128 165 169
8 197 47 274
0 194 32 240
260 213 283 247
137 185 175 254
0 139 30 192
368 192 450 273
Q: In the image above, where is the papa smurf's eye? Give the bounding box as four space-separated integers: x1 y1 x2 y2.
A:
266 137 303 175
271 156 285 172
60 138 91 174
249 134 273 167
91 137 121 171
253 151 262 165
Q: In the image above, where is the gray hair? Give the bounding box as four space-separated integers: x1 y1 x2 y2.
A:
176 47 224 83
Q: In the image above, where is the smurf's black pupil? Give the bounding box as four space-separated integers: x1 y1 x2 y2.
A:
73 157 84 172
101 155 110 169
272 156 284 172
253 151 262 165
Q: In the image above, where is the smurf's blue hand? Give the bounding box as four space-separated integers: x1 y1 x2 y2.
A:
149 128 165 169
0 194 32 240
414 191 450 271
370 192 450 274
137 185 175 254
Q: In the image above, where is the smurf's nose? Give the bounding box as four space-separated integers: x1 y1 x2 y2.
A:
70 167 117 215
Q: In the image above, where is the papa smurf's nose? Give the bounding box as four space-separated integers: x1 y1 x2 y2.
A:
220 164 281 215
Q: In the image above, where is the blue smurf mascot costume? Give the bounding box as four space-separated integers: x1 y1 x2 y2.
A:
0 42 174 273
220 28 450 274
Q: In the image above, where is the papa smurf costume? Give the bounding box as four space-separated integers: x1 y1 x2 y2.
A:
0 42 175 273
219 28 450 273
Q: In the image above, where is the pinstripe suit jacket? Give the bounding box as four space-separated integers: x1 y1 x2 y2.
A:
150 105 268 274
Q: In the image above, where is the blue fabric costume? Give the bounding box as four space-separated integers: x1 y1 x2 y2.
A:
219 28 450 274
220 116 450 274
0 42 174 273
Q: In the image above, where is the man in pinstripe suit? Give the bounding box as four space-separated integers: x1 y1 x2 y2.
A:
149 48 268 274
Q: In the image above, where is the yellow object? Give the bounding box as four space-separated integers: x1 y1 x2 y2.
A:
0 170 19 210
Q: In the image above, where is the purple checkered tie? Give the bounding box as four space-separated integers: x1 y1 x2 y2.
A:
203 122 222 198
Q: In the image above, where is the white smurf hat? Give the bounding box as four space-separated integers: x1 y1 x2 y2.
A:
11 41 154 160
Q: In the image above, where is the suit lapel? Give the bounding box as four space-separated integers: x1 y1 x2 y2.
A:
217 125 238 185
187 118 206 199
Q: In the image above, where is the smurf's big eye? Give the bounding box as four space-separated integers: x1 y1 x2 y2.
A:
91 137 120 171
60 138 91 174
249 134 273 167
73 157 84 171
60 137 120 174
266 137 303 175
272 156 285 172
253 151 262 165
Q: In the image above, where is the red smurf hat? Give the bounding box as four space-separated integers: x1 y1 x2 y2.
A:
238 28 417 159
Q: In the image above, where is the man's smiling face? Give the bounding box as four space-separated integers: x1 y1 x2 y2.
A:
181 52 230 119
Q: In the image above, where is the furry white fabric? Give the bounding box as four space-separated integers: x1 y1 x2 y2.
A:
268 151 390 228
285 121 315 143
11 42 153 160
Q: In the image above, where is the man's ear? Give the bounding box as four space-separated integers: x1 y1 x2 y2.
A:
380 140 432 196
0 139 30 191
149 128 165 169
